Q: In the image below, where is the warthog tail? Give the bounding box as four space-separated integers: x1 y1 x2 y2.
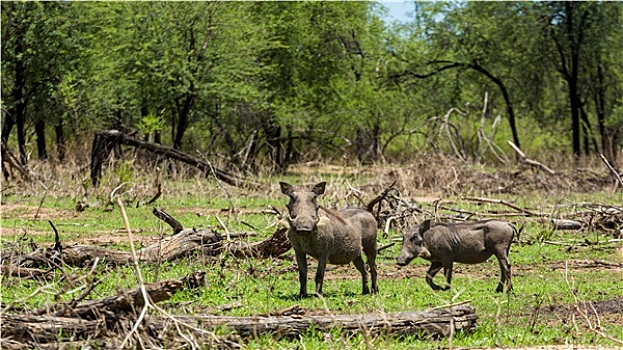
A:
508 222 522 256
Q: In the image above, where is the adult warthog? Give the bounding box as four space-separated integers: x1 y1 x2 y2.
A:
397 219 517 293
280 181 378 297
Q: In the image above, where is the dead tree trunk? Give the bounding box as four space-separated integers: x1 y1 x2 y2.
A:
3 227 290 270
6 228 222 268
90 129 260 188
162 304 478 340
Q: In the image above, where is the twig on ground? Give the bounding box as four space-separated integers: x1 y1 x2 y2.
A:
153 207 184 234
34 185 49 220
507 141 556 175
463 196 538 216
116 197 152 348
599 153 623 189
377 242 395 253
365 181 397 213
147 182 162 205
345 179 366 208
215 214 231 241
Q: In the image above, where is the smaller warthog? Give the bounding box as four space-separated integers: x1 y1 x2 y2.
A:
280 181 378 297
397 219 516 293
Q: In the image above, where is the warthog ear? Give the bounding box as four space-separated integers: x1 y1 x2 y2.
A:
279 182 295 197
419 219 432 233
312 182 326 196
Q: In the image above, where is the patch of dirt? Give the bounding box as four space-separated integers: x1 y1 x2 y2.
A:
539 297 623 318
515 260 623 274
1 203 80 221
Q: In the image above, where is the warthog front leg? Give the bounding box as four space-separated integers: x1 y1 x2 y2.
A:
352 256 370 294
314 255 328 296
295 251 308 298
425 262 444 291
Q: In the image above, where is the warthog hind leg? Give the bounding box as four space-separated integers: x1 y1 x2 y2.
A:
362 245 378 294
352 256 370 294
495 252 512 293
368 258 378 294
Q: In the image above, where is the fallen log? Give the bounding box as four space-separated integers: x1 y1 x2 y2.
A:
90 129 261 188
552 219 583 230
176 304 477 339
4 207 292 269
1 272 204 346
4 228 224 268
6 227 289 269
0 265 51 281
1 314 105 344
37 272 204 318
224 220 291 258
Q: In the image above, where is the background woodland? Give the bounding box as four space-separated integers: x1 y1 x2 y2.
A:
2 2 622 173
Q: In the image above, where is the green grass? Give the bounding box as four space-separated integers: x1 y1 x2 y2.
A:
1 169 622 349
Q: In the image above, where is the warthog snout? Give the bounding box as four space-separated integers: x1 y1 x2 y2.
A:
397 221 431 266
397 246 430 266
288 215 319 233
396 251 413 266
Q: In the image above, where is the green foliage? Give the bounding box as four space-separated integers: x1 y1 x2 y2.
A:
2 2 623 167
137 111 165 139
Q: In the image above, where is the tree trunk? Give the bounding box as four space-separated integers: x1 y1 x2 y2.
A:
580 105 598 155
4 225 287 269
1 112 14 144
1 113 15 180
355 120 381 163
34 118 47 160
173 96 192 150
1 278 477 347
570 78 581 157
566 2 583 158
54 120 65 162
89 130 259 188
1 273 204 346
13 50 28 165
468 62 521 150
593 56 616 166
264 117 283 172
154 130 161 144
16 104 27 166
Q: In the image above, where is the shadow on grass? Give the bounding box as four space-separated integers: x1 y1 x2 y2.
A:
275 290 360 301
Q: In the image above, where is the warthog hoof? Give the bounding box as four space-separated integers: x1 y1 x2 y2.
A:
431 284 450 291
